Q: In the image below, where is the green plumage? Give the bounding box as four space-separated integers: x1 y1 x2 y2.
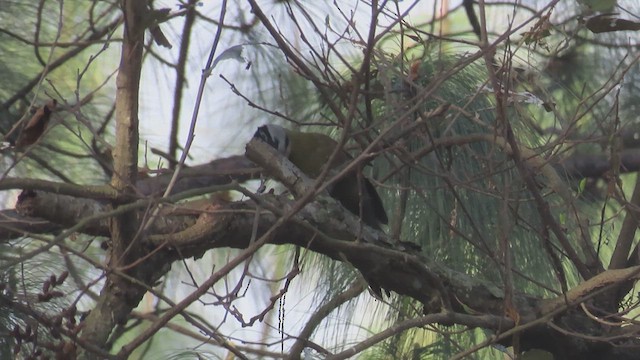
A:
285 129 388 230
254 124 389 298
254 125 388 229
286 131 340 178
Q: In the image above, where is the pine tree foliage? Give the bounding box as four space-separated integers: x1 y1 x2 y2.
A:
1 1 640 359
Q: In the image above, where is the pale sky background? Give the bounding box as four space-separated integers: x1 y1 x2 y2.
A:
139 1 467 165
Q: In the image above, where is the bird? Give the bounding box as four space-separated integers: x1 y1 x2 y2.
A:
253 124 388 230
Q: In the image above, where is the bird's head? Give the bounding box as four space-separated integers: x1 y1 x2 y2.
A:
253 124 291 157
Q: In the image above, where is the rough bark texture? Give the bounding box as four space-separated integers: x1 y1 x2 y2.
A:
7 144 640 358
78 1 146 357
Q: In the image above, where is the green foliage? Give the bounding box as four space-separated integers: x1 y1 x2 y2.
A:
0 2 120 357
371 51 558 291
279 47 572 357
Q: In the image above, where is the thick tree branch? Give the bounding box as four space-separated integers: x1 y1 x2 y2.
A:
8 152 640 358
0 178 117 199
4 134 640 359
79 1 146 356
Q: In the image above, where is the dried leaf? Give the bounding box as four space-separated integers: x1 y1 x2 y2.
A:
15 99 57 149
522 12 553 50
210 45 247 72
